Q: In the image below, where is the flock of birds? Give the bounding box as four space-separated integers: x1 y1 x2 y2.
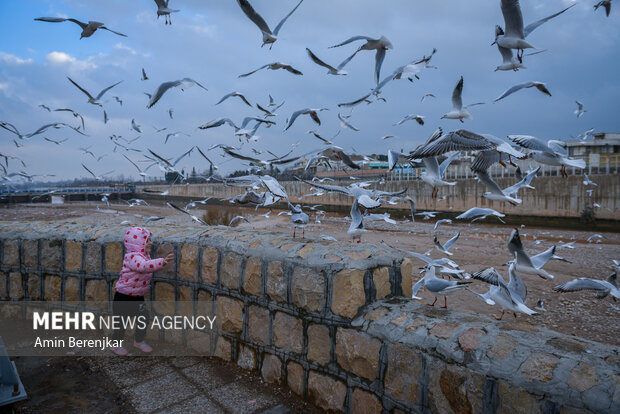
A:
1 1 618 317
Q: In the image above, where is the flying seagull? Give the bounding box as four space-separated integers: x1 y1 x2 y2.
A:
594 1 613 17
434 232 460 256
284 108 328 131
154 0 180 24
67 77 123 107
508 135 586 177
236 0 304 48
131 119 142 133
238 62 302 78
167 201 207 225
329 35 393 85
393 114 424 126
574 101 586 118
554 273 618 300
34 17 127 38
82 163 114 181
508 228 555 279
441 76 482 122
305 48 347 75
494 81 551 102
146 78 207 108
141 68 148 81
455 207 505 223
215 91 253 107
52 108 85 131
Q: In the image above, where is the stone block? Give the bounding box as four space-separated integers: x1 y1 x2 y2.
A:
153 282 175 315
177 285 193 317
2 240 19 266
64 277 81 302
248 305 270 345
519 352 559 383
44 275 61 301
273 312 303 354
373 267 391 300
307 371 346 412
200 247 219 284
331 269 366 319
27 274 40 300
266 261 286 302
430 322 459 339
497 379 541 414
104 242 123 273
429 362 485 414
9 272 23 300
179 244 199 280
237 345 256 370
214 336 231 361
0 272 6 298
196 290 212 316
153 242 175 277
243 257 261 296
291 267 325 312
65 241 82 272
187 329 211 356
85 279 108 306
307 324 331 365
568 362 597 393
84 242 102 274
385 343 422 403
400 258 413 297
221 253 242 290
40 239 62 270
23 240 38 268
261 354 282 384
488 333 517 360
216 296 243 334
287 361 304 396
335 328 381 381
458 328 485 352
351 388 382 414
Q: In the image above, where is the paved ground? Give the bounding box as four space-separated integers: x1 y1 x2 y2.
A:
5 354 322 414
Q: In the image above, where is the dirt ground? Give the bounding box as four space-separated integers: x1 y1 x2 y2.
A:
1 201 619 347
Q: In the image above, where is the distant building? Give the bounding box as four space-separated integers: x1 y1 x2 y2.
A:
566 132 620 167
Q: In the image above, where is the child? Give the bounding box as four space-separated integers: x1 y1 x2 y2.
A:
109 226 174 356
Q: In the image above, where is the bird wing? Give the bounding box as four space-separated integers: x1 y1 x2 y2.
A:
411 130 495 158
507 263 527 302
422 157 440 177
356 194 381 209
100 26 128 37
443 232 460 251
146 80 180 108
471 150 501 173
215 92 236 105
148 149 173 167
223 148 261 163
501 0 525 39
330 35 373 48
281 64 303 75
451 76 464 111
172 147 194 166
81 163 97 179
494 82 528 102
523 4 574 38
476 171 505 196
547 140 567 155
374 48 387 86
122 155 142 172
507 228 524 256
497 44 515 64
439 151 460 177
553 278 612 295
530 245 555 269
306 48 338 72
338 113 359 131
238 64 270 78
472 267 502 285
508 135 555 154
285 108 309 130
273 0 304 36
297 177 350 195
261 176 288 199
67 77 95 100
237 0 272 35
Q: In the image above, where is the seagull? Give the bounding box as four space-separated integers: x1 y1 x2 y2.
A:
493 1 575 63
67 77 123 107
53 108 85 131
297 177 405 209
82 164 114 181
508 228 555 279
131 119 142 133
329 35 393 85
216 91 253 107
123 155 152 178
508 135 586 177
494 81 551 102
144 216 165 224
421 93 436 103
434 232 460 256
321 235 337 242
469 134 526 172
168 108 174 119
433 219 452 231
365 212 396 225
574 101 587 118
469 264 537 319
493 25 526 72
456 207 505 223
338 113 359 131
164 131 190 144
441 76 481 122
594 1 613 17
583 173 597 187
154 0 180 25
348 199 367 243
416 211 439 220
476 170 522 205
39 104 51 112
405 196 416 222
1 121 84 140
288 202 309 239
420 152 460 199
103 110 108 124
554 273 618 300
141 68 148 81
34 17 127 38
146 78 207 108
307 130 334 145
167 201 207 225
393 114 424 126
412 266 472 308
285 108 328 131
43 137 68 145
306 48 347 75
534 300 546 312
236 0 304 48
229 215 250 227
113 96 123 106
587 234 603 243
239 62 302 78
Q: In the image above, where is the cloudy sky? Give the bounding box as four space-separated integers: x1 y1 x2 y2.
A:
1 0 619 182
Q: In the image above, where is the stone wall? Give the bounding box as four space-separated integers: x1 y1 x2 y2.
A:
140 174 620 220
1 222 618 413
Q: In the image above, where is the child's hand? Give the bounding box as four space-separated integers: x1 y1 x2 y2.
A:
163 252 175 265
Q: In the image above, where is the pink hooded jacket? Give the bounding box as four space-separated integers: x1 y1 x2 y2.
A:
115 227 166 297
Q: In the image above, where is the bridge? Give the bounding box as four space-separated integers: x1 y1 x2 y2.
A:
0 186 135 204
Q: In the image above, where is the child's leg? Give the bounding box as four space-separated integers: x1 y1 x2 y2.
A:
134 298 149 343
111 291 130 341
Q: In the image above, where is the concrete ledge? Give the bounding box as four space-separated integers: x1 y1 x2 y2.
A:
1 221 619 413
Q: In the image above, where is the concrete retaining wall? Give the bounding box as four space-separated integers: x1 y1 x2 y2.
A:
140 174 620 220
1 222 618 413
